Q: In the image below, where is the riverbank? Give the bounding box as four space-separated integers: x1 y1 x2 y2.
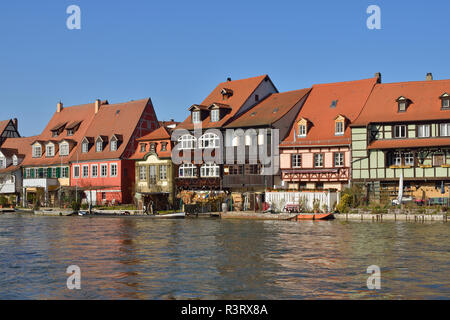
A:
335 213 448 222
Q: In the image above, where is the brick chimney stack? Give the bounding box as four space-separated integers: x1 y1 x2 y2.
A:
57 101 63 113
375 72 382 83
95 99 101 114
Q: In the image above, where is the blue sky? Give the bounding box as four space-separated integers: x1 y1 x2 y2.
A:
1 0 450 136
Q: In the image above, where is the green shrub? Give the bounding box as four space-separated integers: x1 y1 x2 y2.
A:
71 201 81 212
0 196 8 206
336 194 352 213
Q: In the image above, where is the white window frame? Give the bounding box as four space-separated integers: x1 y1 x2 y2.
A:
0 157 4 169
334 152 344 167
179 164 197 178
192 111 201 123
91 164 98 178
110 139 118 151
393 125 407 139
298 124 307 137
211 109 220 122
393 152 402 166
82 165 89 178
59 142 69 156
335 121 344 136
62 167 69 178
139 166 147 181
110 163 118 177
200 163 220 178
46 144 55 157
440 123 450 137
178 134 196 150
96 140 103 152
82 142 89 153
159 165 168 180
314 154 324 168
292 154 302 168
33 145 42 158
199 133 220 149
12 155 18 166
443 99 450 108
404 153 415 166
100 164 108 177
417 124 430 138
73 165 80 179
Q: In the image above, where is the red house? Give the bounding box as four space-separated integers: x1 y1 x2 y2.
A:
69 98 159 205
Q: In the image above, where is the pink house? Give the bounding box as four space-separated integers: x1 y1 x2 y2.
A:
279 75 380 191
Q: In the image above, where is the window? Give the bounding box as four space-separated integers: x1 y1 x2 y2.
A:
82 142 89 153
149 165 157 184
0 158 4 169
443 99 450 109
393 152 402 166
110 139 117 151
60 142 69 156
62 167 69 178
228 165 243 175
110 163 118 177
417 125 430 138
67 129 74 136
82 165 89 178
393 125 407 138
440 123 450 137
298 124 307 137
314 154 324 168
334 152 344 167
245 164 260 175
200 164 220 177
199 133 220 149
91 165 98 178
335 121 344 136
192 111 201 123
73 166 80 178
179 164 197 178
211 109 220 122
100 164 108 177
397 97 409 112
12 156 18 166
159 165 168 180
33 145 42 158
140 144 147 152
139 166 147 181
150 143 156 152
292 154 302 168
96 140 103 152
255 95 259 102
405 153 415 166
52 131 59 138
161 142 168 151
25 168 31 179
46 145 55 157
178 135 196 150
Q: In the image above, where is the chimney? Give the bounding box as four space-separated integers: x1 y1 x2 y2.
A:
57 101 63 113
227 77 232 82
426 73 433 81
375 72 382 83
95 99 101 114
12 118 18 130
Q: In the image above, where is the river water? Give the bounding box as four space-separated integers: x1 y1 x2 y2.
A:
0 213 449 300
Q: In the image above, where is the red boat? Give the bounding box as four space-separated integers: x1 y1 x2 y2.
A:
295 213 335 221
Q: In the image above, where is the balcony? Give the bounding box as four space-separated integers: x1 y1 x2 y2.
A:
223 174 272 188
23 178 59 189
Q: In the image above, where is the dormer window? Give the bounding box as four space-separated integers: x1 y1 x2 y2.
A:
140 143 147 152
110 138 118 151
334 115 346 136
46 144 55 157
161 142 168 152
150 143 156 152
12 155 18 166
396 96 410 112
59 141 70 156
96 140 103 152
440 93 450 109
221 88 233 100
297 118 309 138
32 144 42 158
82 142 89 153
211 109 220 122
67 129 74 136
52 131 58 138
192 111 201 123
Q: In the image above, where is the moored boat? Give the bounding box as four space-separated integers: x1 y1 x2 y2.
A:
295 213 335 221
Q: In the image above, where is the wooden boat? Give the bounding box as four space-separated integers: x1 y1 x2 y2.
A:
81 211 186 219
295 213 335 221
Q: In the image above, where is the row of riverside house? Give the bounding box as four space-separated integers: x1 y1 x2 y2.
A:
1 72 450 210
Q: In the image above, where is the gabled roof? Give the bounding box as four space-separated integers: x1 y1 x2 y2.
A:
137 126 171 141
353 78 450 126
281 77 378 147
0 136 39 173
177 75 276 130
70 98 155 162
0 120 11 136
225 88 311 128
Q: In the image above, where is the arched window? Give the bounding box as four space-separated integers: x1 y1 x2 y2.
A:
179 164 197 178
178 134 196 150
200 163 220 178
199 133 220 149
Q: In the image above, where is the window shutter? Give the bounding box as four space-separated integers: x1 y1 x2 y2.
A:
47 168 52 178
30 169 35 178
56 167 61 178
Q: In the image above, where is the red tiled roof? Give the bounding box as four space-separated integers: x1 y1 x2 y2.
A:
368 138 450 150
0 120 11 136
22 102 99 167
225 88 310 128
353 79 450 126
177 75 275 130
137 126 170 141
71 98 153 162
0 136 39 173
281 77 378 147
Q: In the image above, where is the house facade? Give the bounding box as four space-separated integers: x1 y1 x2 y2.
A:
279 76 380 191
0 119 20 146
174 75 278 195
351 74 450 203
70 98 159 205
131 123 178 211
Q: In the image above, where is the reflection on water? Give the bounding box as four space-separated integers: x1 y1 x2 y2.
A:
0 214 449 299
